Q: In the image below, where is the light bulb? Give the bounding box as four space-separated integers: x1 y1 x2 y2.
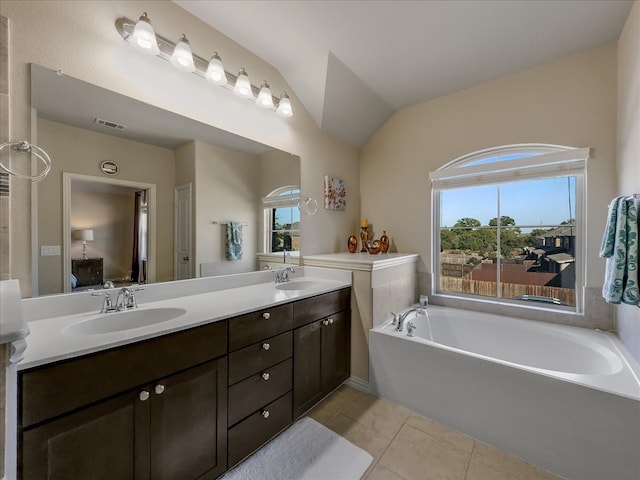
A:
256 81 274 108
170 34 195 72
205 52 227 85
233 68 253 99
276 92 293 117
130 12 159 55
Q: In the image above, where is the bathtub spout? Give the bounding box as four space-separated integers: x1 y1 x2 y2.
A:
395 307 426 332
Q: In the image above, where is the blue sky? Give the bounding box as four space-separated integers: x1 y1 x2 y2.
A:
440 176 576 231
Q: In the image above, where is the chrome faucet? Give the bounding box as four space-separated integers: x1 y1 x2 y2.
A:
392 307 426 332
115 287 143 310
275 267 295 283
407 320 416 337
92 292 116 313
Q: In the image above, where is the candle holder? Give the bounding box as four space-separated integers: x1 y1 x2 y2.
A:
360 226 369 252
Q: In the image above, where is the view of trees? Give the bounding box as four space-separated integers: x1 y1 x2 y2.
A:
441 216 575 259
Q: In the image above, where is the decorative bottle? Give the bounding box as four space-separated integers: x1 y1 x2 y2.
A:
380 230 390 253
348 233 358 253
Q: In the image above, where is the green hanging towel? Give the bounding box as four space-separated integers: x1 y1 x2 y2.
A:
599 197 638 305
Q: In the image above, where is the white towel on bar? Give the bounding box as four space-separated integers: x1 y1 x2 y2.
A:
599 196 638 305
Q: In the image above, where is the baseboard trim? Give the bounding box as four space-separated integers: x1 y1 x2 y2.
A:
344 376 369 393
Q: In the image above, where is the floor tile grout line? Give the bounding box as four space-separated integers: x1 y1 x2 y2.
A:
463 440 477 480
370 415 412 480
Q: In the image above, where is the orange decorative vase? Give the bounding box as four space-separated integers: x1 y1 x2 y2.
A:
348 233 358 253
380 230 390 253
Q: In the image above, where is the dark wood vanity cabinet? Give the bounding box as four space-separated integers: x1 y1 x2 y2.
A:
227 304 294 468
293 289 351 418
18 287 351 479
18 320 228 480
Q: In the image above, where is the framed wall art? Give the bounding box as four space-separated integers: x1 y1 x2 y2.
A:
324 175 346 211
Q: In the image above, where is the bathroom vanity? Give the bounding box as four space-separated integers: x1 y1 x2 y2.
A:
15 270 351 480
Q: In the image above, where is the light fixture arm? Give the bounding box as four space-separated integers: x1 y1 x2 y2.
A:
115 17 281 109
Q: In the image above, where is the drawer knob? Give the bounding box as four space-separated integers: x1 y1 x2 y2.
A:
154 384 165 395
262 372 270 381
262 343 270 351
328 318 334 324
262 312 271 319
139 390 150 402
322 320 329 326
262 410 270 419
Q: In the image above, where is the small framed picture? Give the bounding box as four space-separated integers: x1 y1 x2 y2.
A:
324 175 346 211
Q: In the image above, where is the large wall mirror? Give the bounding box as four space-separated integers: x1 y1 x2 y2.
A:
31 64 301 297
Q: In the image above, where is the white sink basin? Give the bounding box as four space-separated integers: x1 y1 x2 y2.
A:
275 280 324 291
63 307 187 335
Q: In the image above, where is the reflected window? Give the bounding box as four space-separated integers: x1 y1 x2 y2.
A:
263 186 300 253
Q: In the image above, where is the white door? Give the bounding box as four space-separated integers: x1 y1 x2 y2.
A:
174 184 192 280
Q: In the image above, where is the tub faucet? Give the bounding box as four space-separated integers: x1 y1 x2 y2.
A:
393 307 426 332
275 267 295 283
407 321 416 337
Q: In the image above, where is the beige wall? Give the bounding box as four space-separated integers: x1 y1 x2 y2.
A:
0 0 360 296
35 118 175 294
361 43 618 328
616 1 640 361
258 149 300 198
193 140 260 276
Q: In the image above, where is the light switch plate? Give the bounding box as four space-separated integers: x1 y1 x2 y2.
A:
41 245 61 256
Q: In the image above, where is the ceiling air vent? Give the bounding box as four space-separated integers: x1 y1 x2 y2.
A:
93 118 126 131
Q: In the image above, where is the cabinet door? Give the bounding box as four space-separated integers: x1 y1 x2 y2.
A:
21 390 145 480
150 357 228 480
321 309 351 394
293 320 323 418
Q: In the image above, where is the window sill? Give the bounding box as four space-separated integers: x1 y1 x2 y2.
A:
428 291 590 328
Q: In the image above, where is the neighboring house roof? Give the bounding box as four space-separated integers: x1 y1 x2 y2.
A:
543 225 576 238
546 253 575 264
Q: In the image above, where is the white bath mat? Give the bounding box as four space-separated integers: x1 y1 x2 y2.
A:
222 416 373 480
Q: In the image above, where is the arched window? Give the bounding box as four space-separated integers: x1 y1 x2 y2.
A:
262 186 301 253
429 144 588 311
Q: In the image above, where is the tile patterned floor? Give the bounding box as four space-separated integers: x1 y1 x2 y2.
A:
306 385 564 480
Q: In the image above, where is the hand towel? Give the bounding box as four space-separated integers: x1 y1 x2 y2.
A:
226 222 243 261
600 196 638 305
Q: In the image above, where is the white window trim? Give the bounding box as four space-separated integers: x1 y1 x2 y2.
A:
429 144 588 315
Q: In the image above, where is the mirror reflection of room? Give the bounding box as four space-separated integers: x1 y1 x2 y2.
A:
31 64 301 296
69 182 149 292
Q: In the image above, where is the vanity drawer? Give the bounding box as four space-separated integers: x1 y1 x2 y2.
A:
228 392 292 468
228 358 292 426
228 331 292 385
293 288 351 328
20 319 228 428
229 303 293 351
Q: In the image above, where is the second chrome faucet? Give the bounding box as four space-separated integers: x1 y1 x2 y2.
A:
93 286 144 313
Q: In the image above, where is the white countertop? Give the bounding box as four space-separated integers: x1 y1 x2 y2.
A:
18 267 351 371
303 252 419 271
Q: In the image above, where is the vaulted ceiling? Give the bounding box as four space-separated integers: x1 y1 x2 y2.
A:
174 0 633 148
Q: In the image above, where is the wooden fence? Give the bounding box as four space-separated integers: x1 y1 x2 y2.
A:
440 276 575 306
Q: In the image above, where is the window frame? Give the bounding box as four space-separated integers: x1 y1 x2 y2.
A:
429 144 588 313
262 185 301 254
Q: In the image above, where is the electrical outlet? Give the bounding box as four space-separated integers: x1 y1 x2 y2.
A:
41 245 61 256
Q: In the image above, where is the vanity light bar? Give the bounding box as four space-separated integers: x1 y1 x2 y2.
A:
115 15 292 117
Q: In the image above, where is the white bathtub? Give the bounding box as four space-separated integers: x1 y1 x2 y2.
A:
369 305 640 480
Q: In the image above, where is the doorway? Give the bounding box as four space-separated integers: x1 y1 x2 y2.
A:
61 173 156 293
